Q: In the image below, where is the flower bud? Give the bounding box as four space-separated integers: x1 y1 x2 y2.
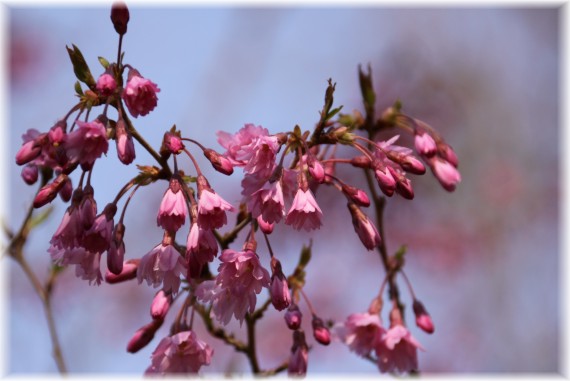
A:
110 2 129 35
288 330 309 376
150 290 172 321
311 316 331 346
347 202 381 250
270 257 291 311
438 143 459 167
115 118 136 165
351 155 372 169
203 149 234 176
400 155 426 175
342 184 370 207
126 319 162 353
105 259 139 284
107 223 125 275
413 300 434 334
415 131 437 157
430 158 461 192
162 131 185 155
96 73 117 97
257 215 274 234
307 156 325 183
374 164 396 197
15 140 41 166
21 165 38 185
285 304 302 330
33 174 68 208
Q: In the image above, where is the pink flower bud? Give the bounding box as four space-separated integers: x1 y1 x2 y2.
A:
33 174 68 208
351 156 372 168
288 330 309 376
257 215 274 234
312 316 331 346
162 132 185 155
96 73 117 96
307 156 325 183
150 290 172 321
15 140 41 166
413 300 434 334
127 319 162 353
414 131 437 157
374 164 396 197
431 158 461 192
203 149 234 176
438 143 458 167
347 203 381 251
107 223 125 275
110 2 129 35
285 304 302 330
400 155 426 175
115 119 135 165
105 259 139 284
21 165 38 185
270 257 291 311
342 184 370 207
58 177 73 202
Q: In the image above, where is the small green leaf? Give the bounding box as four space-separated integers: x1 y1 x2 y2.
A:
98 56 110 69
66 44 96 88
28 207 54 230
299 240 312 268
358 64 376 116
394 245 407 262
74 81 83 96
326 105 343 121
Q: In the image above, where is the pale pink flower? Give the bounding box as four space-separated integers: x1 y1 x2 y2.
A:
430 158 461 192
145 331 213 374
285 189 323 231
69 248 103 286
248 180 285 224
82 203 116 254
122 69 160 118
243 135 279 177
137 243 186 294
216 124 271 166
197 189 234 230
50 203 83 251
96 73 117 96
157 178 187 233
336 312 384 357
66 120 109 167
376 325 424 374
186 223 218 278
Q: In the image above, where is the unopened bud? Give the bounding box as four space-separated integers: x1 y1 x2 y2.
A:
413 300 434 334
311 316 331 346
150 290 172 321
285 304 302 330
203 149 233 175
110 2 130 35
58 177 73 202
438 143 459 167
342 184 370 207
15 140 41 166
307 156 325 183
414 131 437 157
351 156 372 169
161 131 185 155
33 174 68 208
21 165 38 185
115 118 135 165
107 223 126 275
374 164 396 197
257 215 274 234
347 202 381 250
288 330 309 376
126 319 162 353
270 257 291 311
105 259 139 283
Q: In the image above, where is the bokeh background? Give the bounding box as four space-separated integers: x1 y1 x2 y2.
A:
4 2 562 375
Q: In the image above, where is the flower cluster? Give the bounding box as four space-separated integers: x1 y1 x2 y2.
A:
12 3 462 377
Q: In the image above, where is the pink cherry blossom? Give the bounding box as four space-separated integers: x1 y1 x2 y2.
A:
96 73 117 96
122 70 160 118
157 178 188 233
137 243 186 294
216 123 271 166
186 223 218 278
69 248 103 285
247 180 285 224
336 312 384 357
197 189 234 230
376 325 424 374
82 203 116 254
285 189 323 231
66 119 109 168
145 331 213 374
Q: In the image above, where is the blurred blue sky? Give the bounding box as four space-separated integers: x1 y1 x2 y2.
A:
4 2 564 376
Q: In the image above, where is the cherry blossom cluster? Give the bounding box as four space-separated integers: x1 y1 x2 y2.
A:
13 3 461 376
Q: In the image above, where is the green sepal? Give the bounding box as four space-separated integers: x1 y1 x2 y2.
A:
28 207 53 230
98 56 110 69
74 81 83 96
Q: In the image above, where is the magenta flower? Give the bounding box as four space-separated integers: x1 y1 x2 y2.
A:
157 178 188 233
137 243 186 294
186 223 218 278
162 131 185 155
122 69 160 118
285 189 323 231
196 249 270 325
82 203 116 254
248 180 285 224
145 331 213 374
197 189 234 230
96 73 117 96
336 312 385 357
375 325 424 374
312 316 331 346
66 119 109 168
413 300 435 334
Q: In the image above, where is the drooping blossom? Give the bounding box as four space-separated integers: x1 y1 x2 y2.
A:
247 180 285 224
375 324 424 374
68 248 103 285
137 242 186 294
96 73 117 96
336 312 385 357
66 119 109 168
122 69 160 118
82 203 116 254
285 188 322 231
186 223 218 278
412 300 435 334
145 331 213 374
196 249 270 325
196 188 234 230
107 223 126 275
257 215 274 234
157 177 188 233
